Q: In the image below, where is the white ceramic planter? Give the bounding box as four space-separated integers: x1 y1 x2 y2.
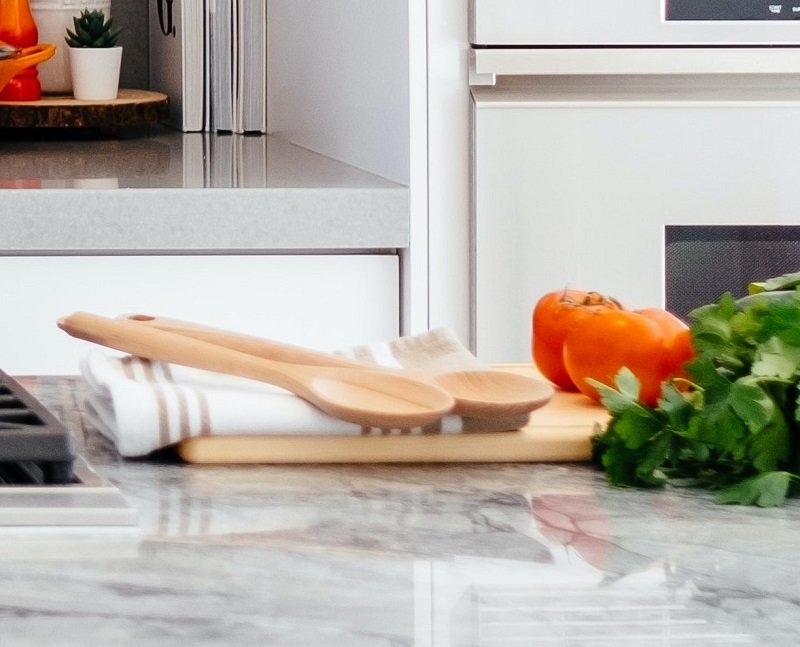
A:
68 46 122 101
31 0 112 93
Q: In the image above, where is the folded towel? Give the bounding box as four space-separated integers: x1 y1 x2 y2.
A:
81 327 530 457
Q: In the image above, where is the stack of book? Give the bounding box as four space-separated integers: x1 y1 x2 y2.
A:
148 0 267 133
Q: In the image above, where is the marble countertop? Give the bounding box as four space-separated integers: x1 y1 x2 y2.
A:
3 377 799 646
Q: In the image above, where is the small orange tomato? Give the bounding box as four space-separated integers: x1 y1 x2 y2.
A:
637 308 694 383
562 308 694 406
532 289 623 391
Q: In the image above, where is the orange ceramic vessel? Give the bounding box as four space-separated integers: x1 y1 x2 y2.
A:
0 43 54 97
0 0 41 100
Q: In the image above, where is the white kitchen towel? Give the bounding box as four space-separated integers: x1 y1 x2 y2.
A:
80 327 530 457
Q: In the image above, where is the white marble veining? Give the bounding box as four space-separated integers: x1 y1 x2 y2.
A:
2 377 798 646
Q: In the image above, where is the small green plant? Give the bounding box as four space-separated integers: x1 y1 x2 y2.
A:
65 9 121 48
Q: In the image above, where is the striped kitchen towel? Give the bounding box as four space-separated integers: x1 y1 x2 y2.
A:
80 327 530 457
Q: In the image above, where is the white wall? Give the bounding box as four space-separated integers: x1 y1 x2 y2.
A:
425 0 472 346
267 0 409 185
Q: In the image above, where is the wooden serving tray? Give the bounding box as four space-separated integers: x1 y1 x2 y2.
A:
177 365 609 464
0 89 168 128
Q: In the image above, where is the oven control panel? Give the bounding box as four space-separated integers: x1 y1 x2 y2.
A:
667 0 800 20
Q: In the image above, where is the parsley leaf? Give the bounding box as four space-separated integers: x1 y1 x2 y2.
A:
749 271 800 294
591 283 800 506
716 471 797 507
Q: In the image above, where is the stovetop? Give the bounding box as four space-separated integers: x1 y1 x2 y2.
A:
0 371 136 527
0 368 77 484
0 455 137 526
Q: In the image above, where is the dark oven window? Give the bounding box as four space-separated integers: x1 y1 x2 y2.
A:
665 225 800 321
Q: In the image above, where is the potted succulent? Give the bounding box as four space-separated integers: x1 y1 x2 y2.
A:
65 8 122 101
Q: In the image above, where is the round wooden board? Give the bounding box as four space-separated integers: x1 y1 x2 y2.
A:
0 89 169 129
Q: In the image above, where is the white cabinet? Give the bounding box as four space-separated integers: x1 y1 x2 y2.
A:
0 129 406 374
0 255 399 375
2 2 423 374
472 78 800 362
468 1 800 364
470 0 800 46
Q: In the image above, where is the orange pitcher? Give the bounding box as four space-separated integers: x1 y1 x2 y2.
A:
0 0 41 100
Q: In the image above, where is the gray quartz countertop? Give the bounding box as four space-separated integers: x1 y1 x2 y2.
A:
0 128 408 252
3 376 799 646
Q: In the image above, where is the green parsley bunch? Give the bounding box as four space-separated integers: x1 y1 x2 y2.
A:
592 277 800 507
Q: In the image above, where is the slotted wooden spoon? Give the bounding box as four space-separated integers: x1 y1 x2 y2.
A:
58 312 455 428
120 313 555 417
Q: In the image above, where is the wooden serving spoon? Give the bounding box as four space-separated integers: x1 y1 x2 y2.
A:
58 311 455 428
120 313 555 417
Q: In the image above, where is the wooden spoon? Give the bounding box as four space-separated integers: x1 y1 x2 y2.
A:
58 311 455 428
120 313 554 417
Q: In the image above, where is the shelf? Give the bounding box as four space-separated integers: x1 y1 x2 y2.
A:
0 128 408 252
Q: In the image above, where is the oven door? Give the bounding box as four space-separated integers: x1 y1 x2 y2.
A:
471 75 800 362
471 0 800 46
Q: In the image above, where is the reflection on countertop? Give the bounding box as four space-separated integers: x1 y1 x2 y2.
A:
0 126 403 190
3 376 796 646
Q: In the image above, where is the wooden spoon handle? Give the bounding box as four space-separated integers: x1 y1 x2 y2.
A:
62 312 454 428
58 311 315 400
120 313 373 370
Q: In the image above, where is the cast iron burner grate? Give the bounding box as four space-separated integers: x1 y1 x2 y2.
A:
0 374 136 526
0 370 76 485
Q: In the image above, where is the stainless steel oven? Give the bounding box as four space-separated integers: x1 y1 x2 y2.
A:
470 0 800 362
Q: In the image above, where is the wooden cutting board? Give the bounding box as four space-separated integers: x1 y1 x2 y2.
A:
176 364 609 464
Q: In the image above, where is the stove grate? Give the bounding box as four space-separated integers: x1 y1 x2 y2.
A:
0 370 76 485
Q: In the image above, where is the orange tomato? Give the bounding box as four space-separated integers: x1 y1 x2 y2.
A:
562 308 694 406
532 289 623 391
637 308 694 382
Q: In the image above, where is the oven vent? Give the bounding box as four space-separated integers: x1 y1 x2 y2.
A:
665 225 800 321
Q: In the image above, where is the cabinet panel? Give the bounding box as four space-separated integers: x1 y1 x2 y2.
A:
472 94 800 362
1 255 398 375
470 0 800 46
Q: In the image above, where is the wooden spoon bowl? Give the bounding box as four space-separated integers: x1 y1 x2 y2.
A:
431 369 553 417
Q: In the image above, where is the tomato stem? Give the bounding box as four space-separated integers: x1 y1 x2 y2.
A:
670 377 701 392
558 289 622 310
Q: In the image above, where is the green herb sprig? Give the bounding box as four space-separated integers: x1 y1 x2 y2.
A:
65 9 121 48
591 288 800 507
